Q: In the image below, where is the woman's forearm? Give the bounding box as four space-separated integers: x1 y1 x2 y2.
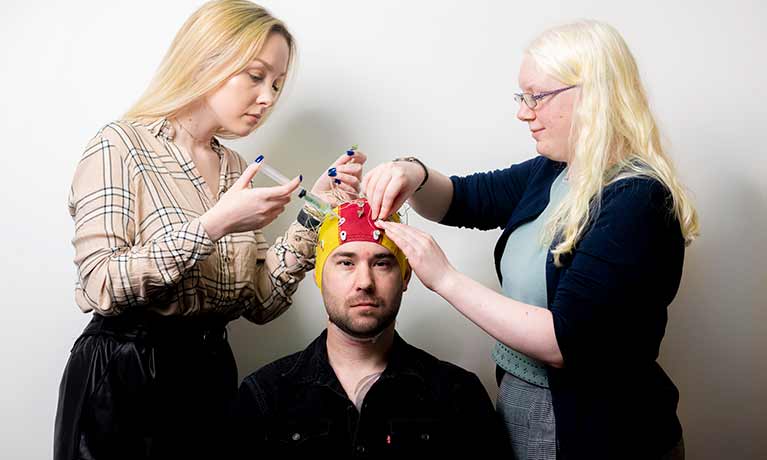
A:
435 270 564 368
408 166 454 222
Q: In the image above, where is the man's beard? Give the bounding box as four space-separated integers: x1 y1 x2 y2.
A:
325 293 401 339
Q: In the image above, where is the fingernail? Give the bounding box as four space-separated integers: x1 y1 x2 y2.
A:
328 167 337 177
299 174 303 182
255 154 264 163
298 189 306 198
346 149 355 156
334 178 341 184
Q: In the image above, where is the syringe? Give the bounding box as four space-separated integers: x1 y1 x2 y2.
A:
258 162 333 216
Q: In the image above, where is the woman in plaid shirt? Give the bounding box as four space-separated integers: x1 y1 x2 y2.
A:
54 2 364 459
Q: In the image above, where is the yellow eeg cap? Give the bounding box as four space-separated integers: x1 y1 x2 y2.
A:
315 199 409 291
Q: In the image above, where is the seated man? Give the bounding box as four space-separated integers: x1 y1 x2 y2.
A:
233 199 506 456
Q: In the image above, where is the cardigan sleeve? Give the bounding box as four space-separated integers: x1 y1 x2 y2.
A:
439 157 542 230
548 178 685 369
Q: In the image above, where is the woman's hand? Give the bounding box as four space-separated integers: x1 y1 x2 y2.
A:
311 149 368 207
374 220 457 293
379 220 564 368
362 160 426 220
200 161 300 241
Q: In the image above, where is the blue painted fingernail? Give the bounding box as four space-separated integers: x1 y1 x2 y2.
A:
334 178 341 184
298 189 306 198
255 154 264 163
299 174 303 182
328 167 337 177
346 149 355 156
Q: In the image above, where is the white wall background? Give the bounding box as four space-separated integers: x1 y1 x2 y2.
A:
1 1 765 458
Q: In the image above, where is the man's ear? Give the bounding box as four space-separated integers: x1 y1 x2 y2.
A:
402 266 412 292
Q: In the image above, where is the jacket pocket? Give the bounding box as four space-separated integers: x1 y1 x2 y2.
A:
387 418 447 453
268 418 332 452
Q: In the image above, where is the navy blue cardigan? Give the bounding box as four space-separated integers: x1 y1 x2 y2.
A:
441 156 684 459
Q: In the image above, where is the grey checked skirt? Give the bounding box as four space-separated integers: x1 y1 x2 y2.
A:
497 371 557 460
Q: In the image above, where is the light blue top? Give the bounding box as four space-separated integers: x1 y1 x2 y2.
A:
492 167 569 388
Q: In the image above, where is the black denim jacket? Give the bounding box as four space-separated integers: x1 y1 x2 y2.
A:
232 330 507 457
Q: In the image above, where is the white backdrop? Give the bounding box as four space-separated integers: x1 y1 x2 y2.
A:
1 1 765 459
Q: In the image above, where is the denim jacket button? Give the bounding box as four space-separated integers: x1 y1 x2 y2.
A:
291 432 301 441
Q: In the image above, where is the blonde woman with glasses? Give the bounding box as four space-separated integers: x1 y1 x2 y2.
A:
364 20 697 460
54 2 365 459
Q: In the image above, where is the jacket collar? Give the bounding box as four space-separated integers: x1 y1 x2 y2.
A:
284 329 428 390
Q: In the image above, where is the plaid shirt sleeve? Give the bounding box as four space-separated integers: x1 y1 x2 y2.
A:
240 219 317 324
68 130 216 315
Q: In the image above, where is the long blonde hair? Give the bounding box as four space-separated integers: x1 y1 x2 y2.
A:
124 0 295 138
530 20 699 265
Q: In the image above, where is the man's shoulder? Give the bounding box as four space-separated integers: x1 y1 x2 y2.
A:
241 348 309 389
399 338 482 386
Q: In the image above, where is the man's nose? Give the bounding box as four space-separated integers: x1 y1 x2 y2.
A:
354 265 375 291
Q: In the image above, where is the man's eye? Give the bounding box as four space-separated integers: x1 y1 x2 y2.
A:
249 74 263 82
338 260 353 267
272 83 281 92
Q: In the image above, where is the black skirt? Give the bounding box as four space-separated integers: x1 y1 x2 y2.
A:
54 312 238 460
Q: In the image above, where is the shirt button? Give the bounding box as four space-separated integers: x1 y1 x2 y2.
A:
420 433 430 441
291 432 301 441
355 445 366 453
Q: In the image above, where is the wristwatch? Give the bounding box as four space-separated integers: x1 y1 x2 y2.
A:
393 156 429 192
297 207 321 231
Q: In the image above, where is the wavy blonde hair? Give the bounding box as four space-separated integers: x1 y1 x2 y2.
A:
123 0 295 138
529 20 699 265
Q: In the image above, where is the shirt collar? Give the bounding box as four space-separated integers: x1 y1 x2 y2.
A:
146 118 173 140
146 117 223 155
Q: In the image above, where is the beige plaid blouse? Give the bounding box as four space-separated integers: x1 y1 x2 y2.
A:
68 119 317 323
